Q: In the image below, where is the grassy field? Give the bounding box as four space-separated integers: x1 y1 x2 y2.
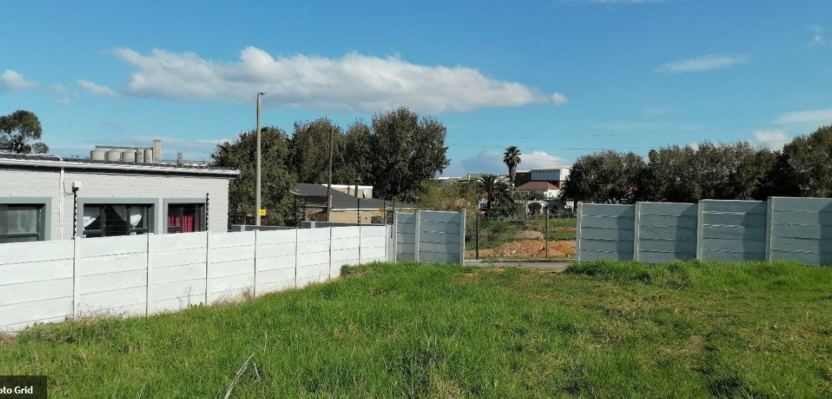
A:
2 260 832 397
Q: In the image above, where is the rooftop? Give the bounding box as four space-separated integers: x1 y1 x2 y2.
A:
0 153 240 177
291 183 388 210
516 181 559 191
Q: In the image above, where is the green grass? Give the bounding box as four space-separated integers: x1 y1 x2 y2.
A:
2 260 832 398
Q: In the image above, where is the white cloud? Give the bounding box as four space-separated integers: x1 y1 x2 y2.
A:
551 92 569 105
1 70 38 91
775 109 832 125
443 149 568 177
108 47 565 113
808 25 825 48
51 84 72 104
644 106 672 116
657 54 748 73
753 129 789 150
77 79 118 97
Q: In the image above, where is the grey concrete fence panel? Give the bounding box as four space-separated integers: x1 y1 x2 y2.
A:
698 200 767 262
577 197 832 266
769 197 832 265
636 202 697 262
576 204 635 262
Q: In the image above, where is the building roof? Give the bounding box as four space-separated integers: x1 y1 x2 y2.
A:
291 183 388 210
516 181 559 191
0 153 240 177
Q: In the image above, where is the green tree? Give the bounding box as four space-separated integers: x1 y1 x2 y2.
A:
639 142 778 202
212 127 296 225
776 126 832 197
503 146 522 186
289 118 344 184
562 150 645 204
342 120 373 191
368 107 449 202
0 110 48 154
476 174 514 216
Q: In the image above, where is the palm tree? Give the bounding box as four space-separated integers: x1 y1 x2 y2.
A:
476 174 514 216
503 146 522 186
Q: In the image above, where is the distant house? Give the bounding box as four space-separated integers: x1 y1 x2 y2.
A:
516 181 561 200
291 183 391 225
514 170 532 186
529 167 570 188
0 152 239 243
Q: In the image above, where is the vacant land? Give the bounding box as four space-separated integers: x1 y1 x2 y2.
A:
466 218 577 258
2 261 831 398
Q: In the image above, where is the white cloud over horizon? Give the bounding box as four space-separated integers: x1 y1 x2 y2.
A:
808 25 825 48
657 54 748 73
775 109 832 125
108 47 566 113
1 70 38 91
443 149 569 177
752 129 789 150
77 79 117 97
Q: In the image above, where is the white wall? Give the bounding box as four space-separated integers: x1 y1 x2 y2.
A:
0 167 232 239
530 168 570 182
0 225 390 333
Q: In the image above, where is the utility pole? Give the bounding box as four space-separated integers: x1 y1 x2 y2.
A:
255 92 265 226
326 123 333 222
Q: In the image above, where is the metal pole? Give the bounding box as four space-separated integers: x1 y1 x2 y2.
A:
326 124 333 222
475 212 480 260
357 197 360 226
255 92 265 226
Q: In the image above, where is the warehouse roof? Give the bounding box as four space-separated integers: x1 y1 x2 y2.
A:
0 153 240 177
292 183 389 210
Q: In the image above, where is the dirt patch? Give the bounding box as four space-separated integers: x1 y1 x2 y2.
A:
514 230 544 239
468 239 575 258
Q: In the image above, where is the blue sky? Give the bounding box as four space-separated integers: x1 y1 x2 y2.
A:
2 0 831 177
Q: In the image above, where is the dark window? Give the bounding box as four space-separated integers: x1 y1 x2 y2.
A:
167 204 205 234
83 204 152 238
0 204 45 243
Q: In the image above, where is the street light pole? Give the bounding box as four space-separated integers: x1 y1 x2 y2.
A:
255 92 265 226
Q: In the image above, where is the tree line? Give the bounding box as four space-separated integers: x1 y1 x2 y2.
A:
562 125 832 204
213 107 450 224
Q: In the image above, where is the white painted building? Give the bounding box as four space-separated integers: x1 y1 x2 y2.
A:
0 153 239 243
530 167 571 184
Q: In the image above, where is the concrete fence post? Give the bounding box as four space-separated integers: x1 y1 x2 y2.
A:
146 234 153 316
358 225 363 265
765 197 774 262
328 227 333 278
73 237 81 319
459 209 466 264
414 210 422 262
633 202 642 261
205 231 211 305
294 229 299 288
696 201 705 260
253 230 259 297
392 210 399 262
575 204 582 263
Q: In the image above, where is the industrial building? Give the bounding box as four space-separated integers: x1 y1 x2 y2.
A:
0 140 239 243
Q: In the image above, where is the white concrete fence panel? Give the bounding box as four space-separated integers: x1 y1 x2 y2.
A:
0 225 396 332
